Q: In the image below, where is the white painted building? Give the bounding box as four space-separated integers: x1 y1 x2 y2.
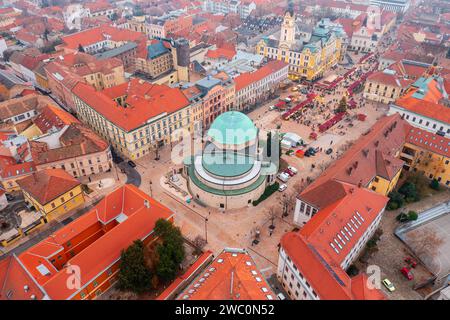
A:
203 0 256 19
370 0 410 13
234 60 289 111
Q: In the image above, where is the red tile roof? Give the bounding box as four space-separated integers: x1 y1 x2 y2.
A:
302 114 407 196
60 25 145 51
0 155 35 179
405 125 450 158
234 60 288 92
72 80 190 132
178 248 276 300
33 105 80 134
16 168 80 205
281 184 387 300
12 184 173 300
205 47 236 61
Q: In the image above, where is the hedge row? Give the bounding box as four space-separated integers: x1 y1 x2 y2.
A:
252 182 280 206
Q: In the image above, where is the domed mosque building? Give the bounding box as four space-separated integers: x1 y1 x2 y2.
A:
183 111 279 210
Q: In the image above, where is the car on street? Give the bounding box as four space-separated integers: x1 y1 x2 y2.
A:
404 257 417 268
127 160 137 168
278 184 288 192
382 278 395 292
277 172 290 182
400 267 414 280
5 194 15 201
283 168 295 177
326 148 333 155
287 166 298 174
269 105 276 111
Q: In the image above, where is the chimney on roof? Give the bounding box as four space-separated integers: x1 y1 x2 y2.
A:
358 180 362 188
144 199 150 208
349 188 354 193
24 285 29 292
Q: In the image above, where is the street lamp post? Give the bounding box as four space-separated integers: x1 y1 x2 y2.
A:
204 216 208 244
149 180 153 198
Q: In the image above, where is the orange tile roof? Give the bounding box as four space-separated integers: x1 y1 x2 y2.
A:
300 183 388 264
61 25 145 50
0 155 35 179
0 255 46 300
394 97 450 124
16 169 80 205
405 125 450 158
234 60 288 92
72 80 190 132
178 248 275 300
11 184 173 300
33 105 80 134
205 47 236 61
281 184 388 300
302 114 407 196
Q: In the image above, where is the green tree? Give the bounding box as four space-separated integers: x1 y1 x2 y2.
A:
387 190 404 210
336 97 347 114
398 182 420 202
154 219 185 282
407 210 418 221
117 240 152 294
430 179 440 191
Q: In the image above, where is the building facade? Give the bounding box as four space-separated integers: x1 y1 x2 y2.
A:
256 12 345 81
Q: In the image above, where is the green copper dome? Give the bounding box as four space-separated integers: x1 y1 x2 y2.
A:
207 111 257 145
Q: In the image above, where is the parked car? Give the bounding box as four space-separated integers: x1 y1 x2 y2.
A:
277 172 290 182
128 160 137 168
287 166 298 174
382 278 395 292
404 257 417 268
278 184 288 192
326 148 333 155
400 267 414 280
5 194 15 201
283 168 295 177
269 105 276 111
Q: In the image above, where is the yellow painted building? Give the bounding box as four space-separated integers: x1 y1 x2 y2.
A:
400 128 450 187
17 169 85 222
256 12 345 81
368 169 402 196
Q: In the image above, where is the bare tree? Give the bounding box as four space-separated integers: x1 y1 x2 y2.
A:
281 191 296 217
266 206 281 229
192 235 207 255
406 227 444 264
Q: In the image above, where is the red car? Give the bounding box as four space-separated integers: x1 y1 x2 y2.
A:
283 168 295 177
404 257 417 268
400 267 414 280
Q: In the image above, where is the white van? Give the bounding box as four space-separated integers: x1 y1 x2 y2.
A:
277 172 290 182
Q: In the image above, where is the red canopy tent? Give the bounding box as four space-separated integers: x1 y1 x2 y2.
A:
319 112 345 132
357 114 367 121
282 94 316 120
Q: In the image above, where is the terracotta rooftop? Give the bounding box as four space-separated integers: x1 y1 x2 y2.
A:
72 80 190 132
301 114 407 198
281 184 388 300
30 123 109 165
405 125 450 158
0 184 173 300
178 248 276 300
16 168 80 205
234 60 288 92
33 105 80 134
60 25 145 50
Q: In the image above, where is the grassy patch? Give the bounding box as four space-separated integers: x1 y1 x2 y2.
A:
252 182 280 206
